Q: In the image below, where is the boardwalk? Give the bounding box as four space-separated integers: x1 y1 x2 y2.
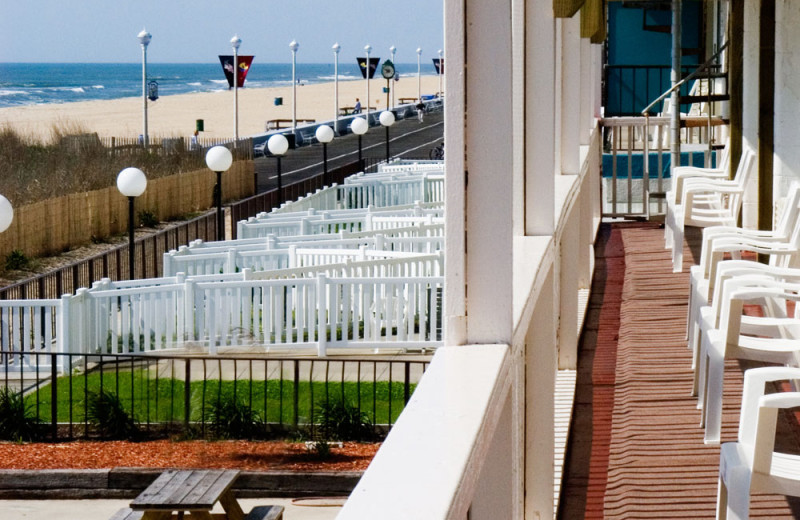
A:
254 111 444 194
560 222 800 519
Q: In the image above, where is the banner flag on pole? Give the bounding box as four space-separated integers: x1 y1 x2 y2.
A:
219 55 254 88
432 58 444 74
356 57 380 79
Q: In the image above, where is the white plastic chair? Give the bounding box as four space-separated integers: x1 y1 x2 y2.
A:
665 147 756 273
689 261 800 397
699 281 800 444
685 184 800 364
716 366 800 520
669 137 731 206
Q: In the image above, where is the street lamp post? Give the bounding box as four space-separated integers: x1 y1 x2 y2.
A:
364 44 372 121
290 40 299 133
268 134 290 205
206 146 233 241
389 45 396 109
117 167 148 280
315 125 334 186
379 111 395 163
416 48 422 101
231 35 242 142
438 49 443 97
351 117 368 168
137 29 152 150
333 43 341 134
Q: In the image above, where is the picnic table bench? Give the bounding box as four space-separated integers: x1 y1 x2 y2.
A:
265 119 315 131
398 97 418 104
339 106 376 116
113 469 283 520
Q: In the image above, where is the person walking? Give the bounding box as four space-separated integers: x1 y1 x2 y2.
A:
353 98 362 114
416 100 425 123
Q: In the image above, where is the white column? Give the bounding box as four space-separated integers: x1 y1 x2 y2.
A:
526 2 556 235
443 0 467 345
560 16 581 174
511 0 525 237
773 0 800 199
579 37 592 145
741 0 760 227
464 0 514 343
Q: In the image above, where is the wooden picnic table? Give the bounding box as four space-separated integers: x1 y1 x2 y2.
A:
398 97 418 104
265 119 315 131
129 469 246 520
339 106 376 116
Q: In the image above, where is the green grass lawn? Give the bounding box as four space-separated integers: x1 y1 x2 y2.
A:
26 368 414 429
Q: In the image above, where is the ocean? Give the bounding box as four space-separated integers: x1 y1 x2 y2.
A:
0 62 435 108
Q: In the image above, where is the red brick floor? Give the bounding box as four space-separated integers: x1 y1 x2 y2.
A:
558 222 800 519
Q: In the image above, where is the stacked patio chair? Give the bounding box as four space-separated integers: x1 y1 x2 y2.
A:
664 146 756 272
685 183 800 371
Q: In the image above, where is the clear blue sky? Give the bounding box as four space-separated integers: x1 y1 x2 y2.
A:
0 0 443 64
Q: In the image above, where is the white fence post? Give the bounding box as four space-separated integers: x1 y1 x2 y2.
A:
59 294 71 372
317 274 328 356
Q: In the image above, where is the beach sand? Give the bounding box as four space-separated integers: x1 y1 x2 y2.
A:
0 75 442 141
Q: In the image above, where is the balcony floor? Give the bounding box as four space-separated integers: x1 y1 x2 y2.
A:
558 221 800 519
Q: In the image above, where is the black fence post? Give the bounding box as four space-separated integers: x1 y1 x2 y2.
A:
293 361 300 429
51 354 58 441
404 363 410 404
184 359 191 433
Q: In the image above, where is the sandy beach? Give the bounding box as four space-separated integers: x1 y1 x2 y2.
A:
0 75 441 141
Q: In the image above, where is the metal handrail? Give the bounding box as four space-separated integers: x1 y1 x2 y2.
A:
640 41 730 218
641 41 729 116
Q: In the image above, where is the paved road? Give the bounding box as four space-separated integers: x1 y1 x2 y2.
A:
255 110 444 193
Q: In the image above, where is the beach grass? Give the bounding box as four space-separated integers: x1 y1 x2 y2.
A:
0 125 205 206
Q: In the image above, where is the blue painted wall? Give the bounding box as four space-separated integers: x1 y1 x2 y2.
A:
605 1 703 116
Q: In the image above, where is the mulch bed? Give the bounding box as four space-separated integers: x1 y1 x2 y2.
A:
0 440 380 472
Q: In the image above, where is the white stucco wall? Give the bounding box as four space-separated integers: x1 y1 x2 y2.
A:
773 0 800 200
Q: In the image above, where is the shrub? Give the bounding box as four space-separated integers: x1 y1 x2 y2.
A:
85 389 140 440
312 439 332 459
206 393 265 439
313 397 373 442
0 387 40 441
137 209 159 228
5 249 30 271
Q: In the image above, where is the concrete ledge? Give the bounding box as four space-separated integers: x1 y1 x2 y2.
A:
0 469 361 499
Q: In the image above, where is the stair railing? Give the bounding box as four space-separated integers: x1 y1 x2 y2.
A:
641 41 729 218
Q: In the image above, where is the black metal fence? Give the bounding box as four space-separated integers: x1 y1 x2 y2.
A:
603 64 719 116
2 351 428 441
0 212 218 301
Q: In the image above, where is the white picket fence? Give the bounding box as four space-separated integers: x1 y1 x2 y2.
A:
163 244 439 277
338 176 444 210
0 164 447 372
237 213 444 240
72 275 443 357
376 160 445 173
269 171 444 215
